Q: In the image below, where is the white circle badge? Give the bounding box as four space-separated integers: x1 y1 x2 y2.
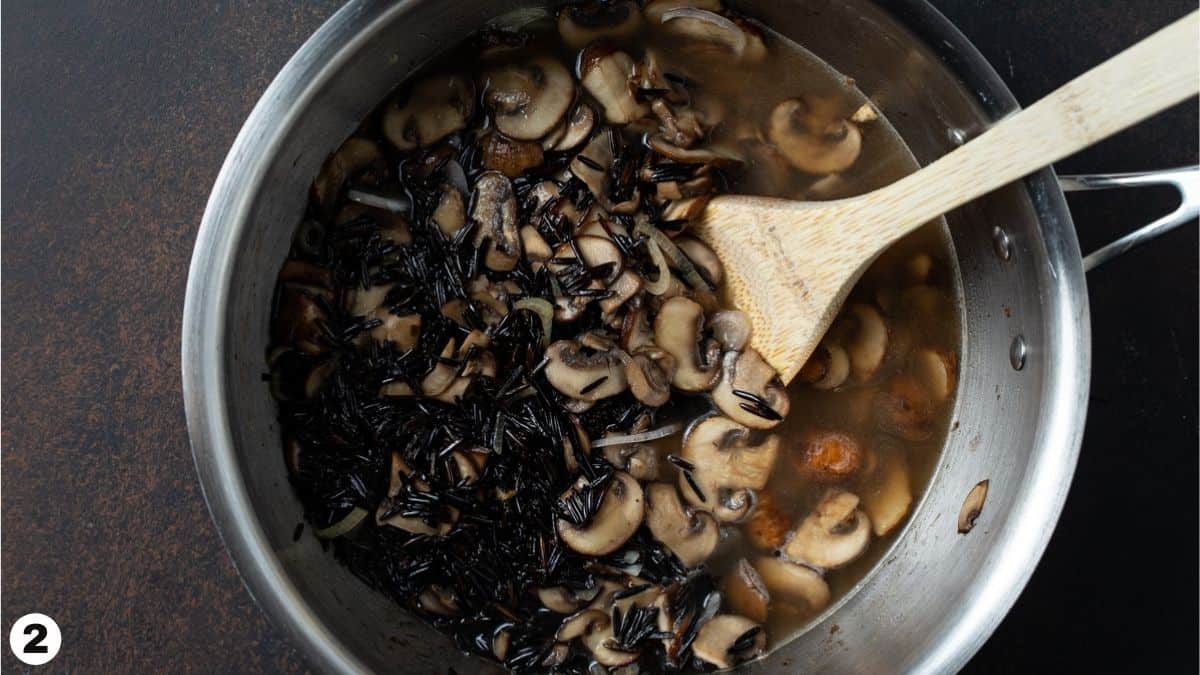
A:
9 613 61 666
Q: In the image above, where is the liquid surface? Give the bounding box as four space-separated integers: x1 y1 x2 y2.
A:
268 2 958 671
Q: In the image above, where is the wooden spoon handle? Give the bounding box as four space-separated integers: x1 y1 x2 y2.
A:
863 10 1200 241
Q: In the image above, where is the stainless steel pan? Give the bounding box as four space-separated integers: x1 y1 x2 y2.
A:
181 1 1196 672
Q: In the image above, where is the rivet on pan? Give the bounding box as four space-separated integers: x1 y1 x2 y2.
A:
992 226 1012 260
1009 335 1027 371
947 127 968 145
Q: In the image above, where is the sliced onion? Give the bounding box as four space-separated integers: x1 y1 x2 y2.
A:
347 188 412 214
314 506 368 539
514 297 555 346
635 220 711 292
591 423 683 448
660 8 747 58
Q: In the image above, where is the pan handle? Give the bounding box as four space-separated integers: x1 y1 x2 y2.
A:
1058 165 1199 271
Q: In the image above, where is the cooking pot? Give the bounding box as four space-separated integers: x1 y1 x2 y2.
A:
181 1 1196 672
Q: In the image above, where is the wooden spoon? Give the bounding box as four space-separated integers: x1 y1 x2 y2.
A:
693 12 1199 384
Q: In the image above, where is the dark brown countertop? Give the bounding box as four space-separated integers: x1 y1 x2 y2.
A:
2 1 1195 673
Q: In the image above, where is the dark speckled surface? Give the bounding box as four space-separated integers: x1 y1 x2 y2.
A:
2 1 1195 673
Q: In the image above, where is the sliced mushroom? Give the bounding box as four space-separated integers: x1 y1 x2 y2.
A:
654 296 721 392
470 171 522 271
602 442 660 481
842 303 888 382
370 312 422 350
914 347 957 403
793 430 864 484
744 491 789 550
648 135 744 166
620 306 656 352
555 103 597 151
752 556 830 616
557 608 608 642
313 138 383 207
382 75 475 151
644 482 719 567
582 617 640 667
782 489 871 570
622 348 676 406
557 1 642 48
674 236 723 287
679 415 779 522
519 225 553 269
600 270 644 316
544 339 629 400
417 585 460 616
767 97 862 174
573 235 625 283
861 451 913 537
875 374 937 441
643 0 723 24
958 479 989 534
570 129 616 200
712 348 790 429
485 57 575 140
429 184 467 236
273 284 328 354
556 471 645 556
482 131 545 178
651 99 705 148
421 339 458 396
538 586 583 614
691 614 766 670
579 44 648 125
721 559 770 623
707 310 751 352
796 341 850 390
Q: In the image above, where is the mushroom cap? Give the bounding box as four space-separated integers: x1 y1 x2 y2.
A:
752 556 831 616
482 131 545 178
600 270 644 316
557 0 643 49
644 482 719 567
382 75 475 151
623 348 676 407
744 491 790 550
721 559 770 623
875 374 937 441
579 44 648 125
469 171 522 271
556 471 645 556
312 138 384 207
544 339 629 401
914 347 957 403
485 57 575 140
679 414 779 522
554 103 597 151
797 341 850 390
654 296 721 392
793 430 864 484
691 614 766 669
861 451 913 536
767 97 862 174
707 309 751 352
581 617 640 667
958 479 989 534
843 303 888 383
782 489 872 570
602 442 660 481
711 348 790 429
